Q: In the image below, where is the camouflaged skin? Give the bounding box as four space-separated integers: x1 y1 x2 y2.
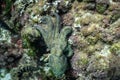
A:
35 13 73 77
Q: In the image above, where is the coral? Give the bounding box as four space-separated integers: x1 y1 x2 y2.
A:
35 13 73 77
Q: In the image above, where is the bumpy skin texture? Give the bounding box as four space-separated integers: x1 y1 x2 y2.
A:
35 13 73 77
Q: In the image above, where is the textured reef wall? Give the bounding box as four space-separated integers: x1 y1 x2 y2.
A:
0 0 120 80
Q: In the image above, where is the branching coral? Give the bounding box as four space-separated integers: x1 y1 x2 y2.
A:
35 13 73 77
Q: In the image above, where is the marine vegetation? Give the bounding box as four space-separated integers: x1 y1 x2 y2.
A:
21 26 41 56
35 12 73 77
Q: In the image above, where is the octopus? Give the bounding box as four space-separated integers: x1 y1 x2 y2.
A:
35 13 73 77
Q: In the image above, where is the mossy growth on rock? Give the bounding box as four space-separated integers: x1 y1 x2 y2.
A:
96 3 108 14
110 11 120 23
86 36 98 45
110 42 120 56
71 52 89 71
21 26 41 56
87 54 109 72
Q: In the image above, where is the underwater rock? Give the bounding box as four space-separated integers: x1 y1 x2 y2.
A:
110 10 120 24
21 26 41 56
0 28 11 43
110 19 120 29
71 52 89 72
0 21 23 68
80 23 100 37
75 0 110 14
108 1 120 11
21 26 41 42
100 31 115 43
74 12 103 26
114 27 120 39
110 42 120 56
84 3 96 10
56 0 72 13
62 12 74 26
10 53 39 80
96 0 110 14
84 0 95 2
113 0 120 2
0 42 22 68
0 69 12 80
